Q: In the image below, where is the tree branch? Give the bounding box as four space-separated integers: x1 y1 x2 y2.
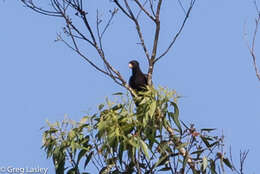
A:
113 0 132 19
134 0 155 21
147 0 162 86
245 1 260 81
123 0 151 61
155 0 196 63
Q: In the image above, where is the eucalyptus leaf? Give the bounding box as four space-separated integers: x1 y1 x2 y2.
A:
140 139 149 159
170 102 182 133
201 135 211 148
148 100 157 118
84 151 94 169
112 92 123 96
202 156 208 171
77 149 87 165
158 167 171 171
201 128 216 132
223 158 233 170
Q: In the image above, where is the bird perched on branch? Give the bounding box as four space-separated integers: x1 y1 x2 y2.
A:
128 60 148 92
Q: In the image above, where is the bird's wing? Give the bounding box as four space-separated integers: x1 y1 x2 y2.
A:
144 74 148 84
129 75 134 89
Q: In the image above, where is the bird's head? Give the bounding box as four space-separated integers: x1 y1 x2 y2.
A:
128 60 139 69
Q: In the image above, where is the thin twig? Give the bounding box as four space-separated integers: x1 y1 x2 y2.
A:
124 0 150 61
21 0 62 17
149 0 156 17
178 0 187 14
134 0 155 21
101 8 118 38
155 0 196 62
245 1 260 81
113 0 132 19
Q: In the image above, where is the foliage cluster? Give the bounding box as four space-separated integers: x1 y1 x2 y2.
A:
42 87 233 174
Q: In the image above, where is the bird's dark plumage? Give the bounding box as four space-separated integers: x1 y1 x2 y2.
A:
128 60 148 92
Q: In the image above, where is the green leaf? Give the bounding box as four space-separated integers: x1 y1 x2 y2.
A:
201 128 216 132
84 151 94 169
77 149 87 165
47 128 58 134
111 170 120 174
153 155 168 168
191 169 200 174
191 150 204 155
223 158 233 170
148 100 157 118
176 142 188 150
139 97 149 105
140 139 149 159
118 143 124 165
210 159 217 174
182 153 189 170
158 167 171 171
112 104 123 111
53 153 65 174
97 121 107 133
139 163 146 169
107 157 117 165
67 168 76 174
200 135 211 148
80 116 88 124
202 156 208 171
68 130 76 139
112 92 123 96
209 141 219 148
128 138 139 148
98 104 105 110
169 102 182 133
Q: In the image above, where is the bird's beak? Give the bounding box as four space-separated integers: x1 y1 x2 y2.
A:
128 63 133 68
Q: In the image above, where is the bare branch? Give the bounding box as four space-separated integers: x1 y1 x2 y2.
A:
113 0 132 19
164 123 196 171
151 0 162 61
124 0 150 61
21 0 62 17
134 0 155 21
96 9 104 51
147 0 162 86
239 150 249 174
81 12 98 46
101 8 118 38
56 34 110 77
155 0 196 62
245 1 260 81
229 147 249 174
148 0 156 17
178 0 187 14
136 0 148 20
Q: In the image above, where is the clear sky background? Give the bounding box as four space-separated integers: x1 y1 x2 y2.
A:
0 0 259 173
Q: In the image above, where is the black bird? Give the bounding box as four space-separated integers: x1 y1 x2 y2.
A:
128 60 148 92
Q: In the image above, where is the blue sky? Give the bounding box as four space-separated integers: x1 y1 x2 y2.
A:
0 0 259 173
